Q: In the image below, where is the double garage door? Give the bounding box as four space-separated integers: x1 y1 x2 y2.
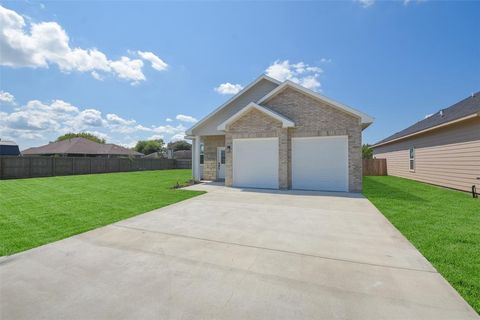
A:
232 136 348 192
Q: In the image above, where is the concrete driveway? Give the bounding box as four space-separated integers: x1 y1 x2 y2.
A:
1 183 477 319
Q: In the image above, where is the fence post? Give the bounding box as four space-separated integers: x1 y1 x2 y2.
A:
27 157 31 178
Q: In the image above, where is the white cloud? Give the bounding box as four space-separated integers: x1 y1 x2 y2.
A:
170 133 185 142
165 118 173 122
0 98 187 147
320 58 332 63
148 134 164 140
214 82 243 95
91 71 104 81
138 51 168 71
265 60 323 91
0 5 167 84
175 114 198 123
106 113 136 126
356 0 375 7
0 91 15 104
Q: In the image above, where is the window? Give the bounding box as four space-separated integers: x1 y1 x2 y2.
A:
220 149 225 164
200 144 204 165
409 147 415 172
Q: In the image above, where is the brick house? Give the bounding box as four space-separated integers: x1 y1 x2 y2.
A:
186 75 374 192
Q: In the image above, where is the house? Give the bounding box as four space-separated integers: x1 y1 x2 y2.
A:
186 75 374 192
22 137 143 158
0 140 20 156
372 92 480 192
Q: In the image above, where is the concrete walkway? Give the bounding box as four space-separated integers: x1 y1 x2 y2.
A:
1 184 478 319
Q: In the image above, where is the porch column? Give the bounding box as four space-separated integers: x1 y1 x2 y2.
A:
192 136 201 181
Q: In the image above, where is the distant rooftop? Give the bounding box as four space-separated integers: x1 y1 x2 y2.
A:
0 140 18 146
22 138 143 156
373 91 480 147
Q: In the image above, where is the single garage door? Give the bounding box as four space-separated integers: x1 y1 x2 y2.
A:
233 137 279 189
292 136 348 192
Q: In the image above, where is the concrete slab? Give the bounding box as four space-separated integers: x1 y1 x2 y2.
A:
1 184 478 319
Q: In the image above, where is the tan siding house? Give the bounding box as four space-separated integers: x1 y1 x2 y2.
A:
372 93 480 192
186 74 374 192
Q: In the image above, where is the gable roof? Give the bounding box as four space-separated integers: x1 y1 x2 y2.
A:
22 138 143 156
258 81 374 128
373 91 480 148
185 74 280 135
217 102 295 131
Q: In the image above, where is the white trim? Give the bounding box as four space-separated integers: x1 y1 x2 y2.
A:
257 80 374 128
217 102 295 131
185 74 280 135
192 136 201 181
372 113 480 148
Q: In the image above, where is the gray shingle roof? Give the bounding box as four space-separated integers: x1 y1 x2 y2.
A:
22 138 143 156
373 91 480 146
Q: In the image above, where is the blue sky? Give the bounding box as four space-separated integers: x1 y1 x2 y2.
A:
1 0 479 149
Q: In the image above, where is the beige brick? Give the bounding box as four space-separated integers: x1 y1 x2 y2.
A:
264 88 363 192
202 135 225 181
209 88 363 192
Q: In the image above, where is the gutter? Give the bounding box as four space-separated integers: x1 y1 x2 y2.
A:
372 112 479 148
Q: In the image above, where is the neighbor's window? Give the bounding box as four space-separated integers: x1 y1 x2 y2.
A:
200 144 204 165
409 147 415 172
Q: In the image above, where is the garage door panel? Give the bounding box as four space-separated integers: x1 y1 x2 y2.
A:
292 136 348 192
233 138 279 189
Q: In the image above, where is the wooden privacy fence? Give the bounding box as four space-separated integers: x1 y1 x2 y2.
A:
363 158 387 176
0 156 191 180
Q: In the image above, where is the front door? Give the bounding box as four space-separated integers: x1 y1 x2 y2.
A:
217 147 226 180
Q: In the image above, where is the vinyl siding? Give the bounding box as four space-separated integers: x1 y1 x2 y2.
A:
373 117 480 192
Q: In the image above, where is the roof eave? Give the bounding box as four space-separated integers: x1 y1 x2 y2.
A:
258 80 375 126
186 74 281 136
217 102 295 131
372 112 479 148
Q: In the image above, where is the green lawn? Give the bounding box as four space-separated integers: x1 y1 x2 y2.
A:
0 169 204 256
363 176 480 314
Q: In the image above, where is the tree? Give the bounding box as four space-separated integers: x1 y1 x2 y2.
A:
56 132 105 144
362 144 373 159
167 140 191 151
134 139 165 155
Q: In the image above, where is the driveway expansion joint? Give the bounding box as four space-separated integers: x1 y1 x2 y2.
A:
113 224 438 274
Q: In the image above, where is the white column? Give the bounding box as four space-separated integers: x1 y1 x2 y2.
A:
192 136 201 181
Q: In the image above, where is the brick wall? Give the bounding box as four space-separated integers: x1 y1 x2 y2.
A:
224 108 284 187
264 88 362 192
202 135 225 180
203 87 364 192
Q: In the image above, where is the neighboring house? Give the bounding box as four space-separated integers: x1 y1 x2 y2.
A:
173 150 191 159
372 92 480 192
0 140 20 156
22 138 143 158
143 151 165 159
186 74 374 192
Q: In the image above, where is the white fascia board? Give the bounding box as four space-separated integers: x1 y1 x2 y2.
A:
217 102 295 131
257 81 375 127
185 74 281 135
372 112 479 148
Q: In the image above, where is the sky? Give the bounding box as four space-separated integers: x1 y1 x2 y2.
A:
1 0 479 150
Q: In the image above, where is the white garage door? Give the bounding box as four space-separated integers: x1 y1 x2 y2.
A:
292 136 348 192
233 138 279 189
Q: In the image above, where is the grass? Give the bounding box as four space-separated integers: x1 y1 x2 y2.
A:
0 169 204 256
363 176 480 314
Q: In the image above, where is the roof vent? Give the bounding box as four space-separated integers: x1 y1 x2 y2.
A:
439 109 444 117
